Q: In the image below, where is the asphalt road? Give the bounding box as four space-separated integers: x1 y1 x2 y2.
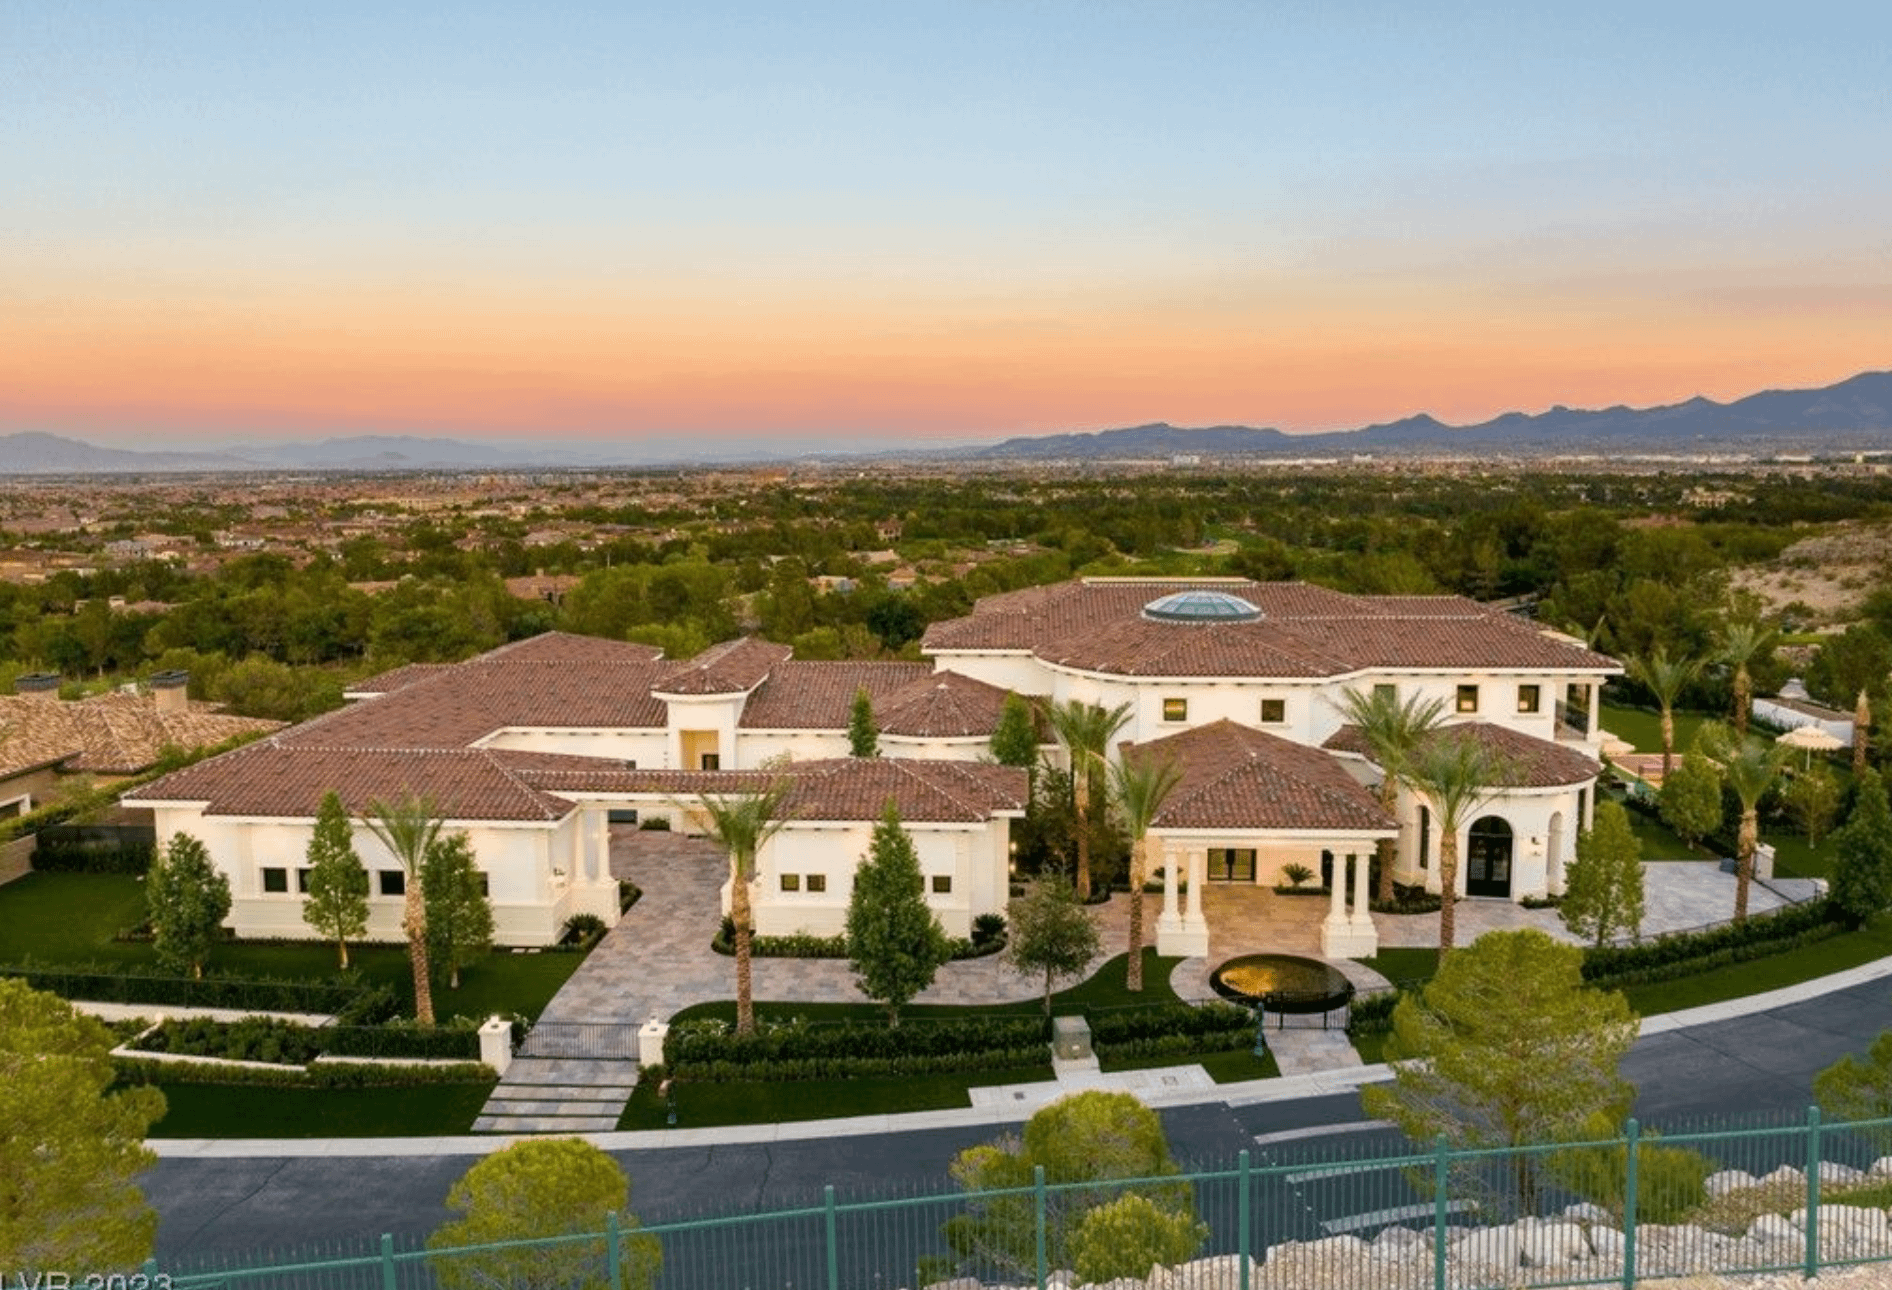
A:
143 976 1892 1261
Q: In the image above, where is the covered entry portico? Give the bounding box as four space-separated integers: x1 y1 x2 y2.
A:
1120 720 1398 963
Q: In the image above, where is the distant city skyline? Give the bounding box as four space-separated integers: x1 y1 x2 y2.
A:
4 2 1888 445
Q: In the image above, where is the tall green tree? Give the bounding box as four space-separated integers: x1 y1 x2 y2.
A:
1828 768 1892 927
1109 753 1183 992
1005 875 1101 1013
1717 620 1777 739
302 789 369 969
943 1091 1201 1280
0 979 167 1270
1044 699 1132 900
1405 734 1508 954
147 831 232 980
361 793 445 1027
423 832 495 989
845 804 951 1025
1560 800 1645 948
989 693 1040 769
1332 686 1450 902
1629 648 1704 778
847 687 879 758
1782 766 1842 850
697 782 790 1036
1658 751 1723 849
429 1138 662 1290
1702 723 1787 923
1362 929 1639 1213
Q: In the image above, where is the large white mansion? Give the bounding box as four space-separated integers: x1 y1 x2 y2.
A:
126 577 1619 959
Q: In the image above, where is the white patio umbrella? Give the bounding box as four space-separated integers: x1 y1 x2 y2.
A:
1776 724 1844 769
1598 733 1636 760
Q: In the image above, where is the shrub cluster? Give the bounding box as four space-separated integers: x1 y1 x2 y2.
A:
1 961 368 1013
1581 899 1840 988
134 1016 325 1065
560 913 608 951
1369 883 1441 915
29 841 155 875
618 880 642 912
319 1019 483 1061
1346 989 1404 1036
664 1013 1048 1080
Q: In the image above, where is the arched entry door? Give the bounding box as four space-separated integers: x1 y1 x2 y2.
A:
1466 816 1513 898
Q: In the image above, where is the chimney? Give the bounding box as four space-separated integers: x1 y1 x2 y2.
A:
148 669 190 715
14 672 61 700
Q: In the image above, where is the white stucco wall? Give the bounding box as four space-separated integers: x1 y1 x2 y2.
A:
741 818 1010 939
1402 783 1588 900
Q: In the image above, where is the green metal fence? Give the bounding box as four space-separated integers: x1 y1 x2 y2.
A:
150 1106 1892 1290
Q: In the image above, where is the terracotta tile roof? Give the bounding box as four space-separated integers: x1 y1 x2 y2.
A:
519 757 1028 824
655 637 793 695
483 632 665 664
877 671 1012 739
346 663 455 695
1324 720 1601 788
738 662 932 730
1123 719 1395 833
124 744 580 821
922 577 1619 678
0 693 282 780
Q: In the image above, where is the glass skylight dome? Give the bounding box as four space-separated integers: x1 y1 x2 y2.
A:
1141 590 1263 623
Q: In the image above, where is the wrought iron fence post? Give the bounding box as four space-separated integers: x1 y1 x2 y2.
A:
607 1211 623 1290
1237 1149 1251 1290
379 1233 397 1290
1432 1135 1448 1290
1622 1118 1639 1290
1806 1104 1823 1280
1035 1164 1048 1290
824 1185 840 1290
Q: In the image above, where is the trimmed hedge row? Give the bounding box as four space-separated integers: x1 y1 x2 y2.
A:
29 842 155 875
1 961 369 1013
1580 900 1839 984
134 1016 324 1065
665 1048 1048 1082
710 919 1004 962
1093 1029 1253 1061
113 1056 496 1088
1088 1002 1252 1046
1584 919 1845 990
318 1021 483 1061
666 1014 1048 1068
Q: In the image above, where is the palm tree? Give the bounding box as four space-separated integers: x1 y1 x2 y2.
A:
1332 687 1450 902
1043 699 1133 900
1702 724 1787 923
1717 621 1777 739
361 793 445 1028
1108 752 1185 992
1405 734 1509 955
696 781 790 1035
1628 648 1704 779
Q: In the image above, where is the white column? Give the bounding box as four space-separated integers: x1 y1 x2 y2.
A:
1586 684 1599 737
1162 846 1209 957
1157 845 1182 934
1350 851 1372 927
1322 851 1380 958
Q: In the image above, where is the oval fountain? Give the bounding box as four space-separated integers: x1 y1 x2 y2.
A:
1209 954 1355 1014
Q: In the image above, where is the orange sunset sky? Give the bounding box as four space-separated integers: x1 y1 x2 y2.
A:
4 3 1889 447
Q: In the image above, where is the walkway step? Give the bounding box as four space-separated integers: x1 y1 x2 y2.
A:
484 1083 635 1100
499 1057 641 1083
484 1099 626 1117
474 1114 621 1134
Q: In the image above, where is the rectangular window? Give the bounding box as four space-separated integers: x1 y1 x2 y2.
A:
477 873 490 897
1259 698 1286 724
931 874 952 894
1456 684 1480 714
1419 805 1431 871
700 753 721 770
1162 697 1187 722
295 868 312 894
1373 683 1396 703
261 866 288 894
379 870 405 897
1517 684 1541 714
806 873 827 893
780 873 801 892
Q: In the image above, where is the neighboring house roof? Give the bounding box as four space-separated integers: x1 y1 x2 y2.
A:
516 757 1029 824
738 661 932 730
877 671 1012 739
922 577 1620 678
1123 719 1395 833
0 693 283 780
1323 720 1601 789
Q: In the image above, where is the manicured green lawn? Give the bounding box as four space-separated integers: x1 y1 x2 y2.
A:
144 1080 494 1137
0 871 582 1020
1600 702 1727 756
1356 948 1438 988
1623 810 1713 861
1622 916 1892 1016
616 1066 1051 1131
